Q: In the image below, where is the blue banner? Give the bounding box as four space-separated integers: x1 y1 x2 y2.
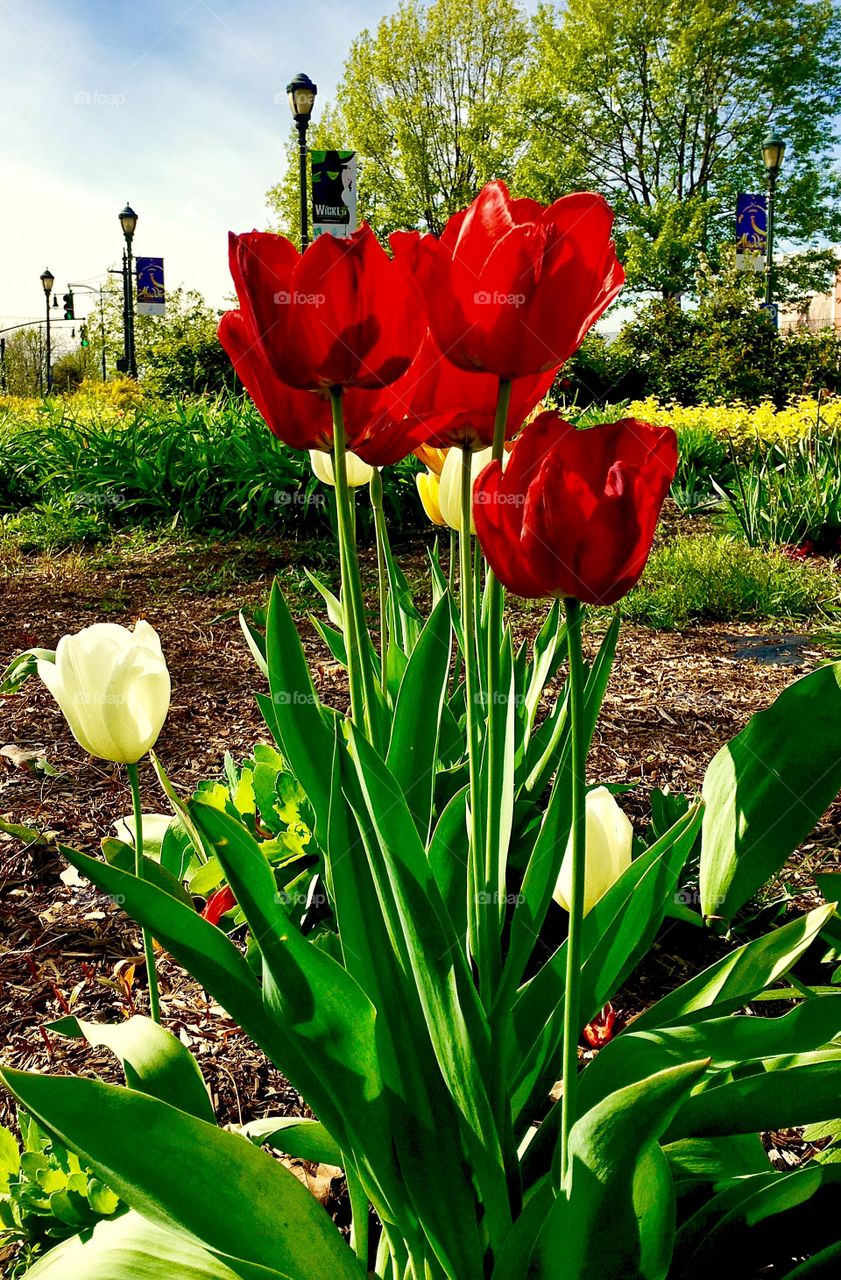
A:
736 194 767 251
136 256 165 315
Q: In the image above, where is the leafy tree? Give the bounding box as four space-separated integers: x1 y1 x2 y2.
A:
81 284 236 397
1 328 45 397
51 347 100 393
267 0 530 239
520 0 841 296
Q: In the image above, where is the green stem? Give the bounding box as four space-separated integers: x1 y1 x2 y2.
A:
346 1162 369 1266
331 389 378 740
459 447 487 991
126 762 160 1023
484 379 512 950
370 467 389 687
448 528 457 595
560 598 587 1190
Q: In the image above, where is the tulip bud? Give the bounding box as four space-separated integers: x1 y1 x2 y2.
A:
438 446 496 532
37 621 170 765
310 449 374 488
553 787 633 915
416 469 447 526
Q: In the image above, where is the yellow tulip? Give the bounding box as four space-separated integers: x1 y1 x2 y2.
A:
416 469 447 526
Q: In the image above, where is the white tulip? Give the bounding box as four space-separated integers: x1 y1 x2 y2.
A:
438 446 500 533
114 813 174 855
554 787 634 915
37 621 170 764
310 449 374 487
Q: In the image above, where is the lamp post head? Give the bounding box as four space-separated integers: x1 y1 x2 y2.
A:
762 132 786 178
119 203 139 238
286 72 317 120
40 268 55 295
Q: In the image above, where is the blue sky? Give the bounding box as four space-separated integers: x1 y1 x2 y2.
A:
0 0 414 327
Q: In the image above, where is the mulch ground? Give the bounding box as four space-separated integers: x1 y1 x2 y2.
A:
1 534 839 1170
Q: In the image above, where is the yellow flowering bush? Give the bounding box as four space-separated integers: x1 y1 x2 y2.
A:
628 395 841 445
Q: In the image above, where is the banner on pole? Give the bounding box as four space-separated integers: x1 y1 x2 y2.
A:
311 150 357 240
735 194 767 273
136 257 166 314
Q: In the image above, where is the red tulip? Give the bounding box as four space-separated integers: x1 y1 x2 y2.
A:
398 180 624 380
219 310 440 466
379 325 556 450
472 412 677 605
227 225 424 391
201 885 237 927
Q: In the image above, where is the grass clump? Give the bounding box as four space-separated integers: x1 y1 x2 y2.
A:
623 534 839 629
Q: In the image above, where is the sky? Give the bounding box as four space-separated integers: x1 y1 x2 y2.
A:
0 0 417 329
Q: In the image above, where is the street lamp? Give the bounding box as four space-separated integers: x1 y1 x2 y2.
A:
119 202 139 377
286 72 317 252
40 268 55 393
762 131 786 315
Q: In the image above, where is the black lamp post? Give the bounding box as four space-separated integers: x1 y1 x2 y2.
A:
286 72 317 252
40 268 55 393
761 132 786 315
119 203 139 377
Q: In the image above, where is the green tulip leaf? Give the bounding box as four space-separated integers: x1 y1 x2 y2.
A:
264 580 334 822
577 996 841 1115
189 798 387 1172
700 662 841 920
0 1069 364 1280
672 1165 837 1279
632 903 836 1032
529 1060 709 1280
427 784 470 941
98 840 195 910
386 594 452 842
239 1117 343 1167
45 1015 215 1125
23 1209 295 1279
665 1050 841 1140
663 1134 769 1185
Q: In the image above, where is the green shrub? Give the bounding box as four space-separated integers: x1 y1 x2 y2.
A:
0 396 422 541
623 534 839 628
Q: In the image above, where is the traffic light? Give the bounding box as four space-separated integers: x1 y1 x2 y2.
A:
80 324 89 348
62 290 75 320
